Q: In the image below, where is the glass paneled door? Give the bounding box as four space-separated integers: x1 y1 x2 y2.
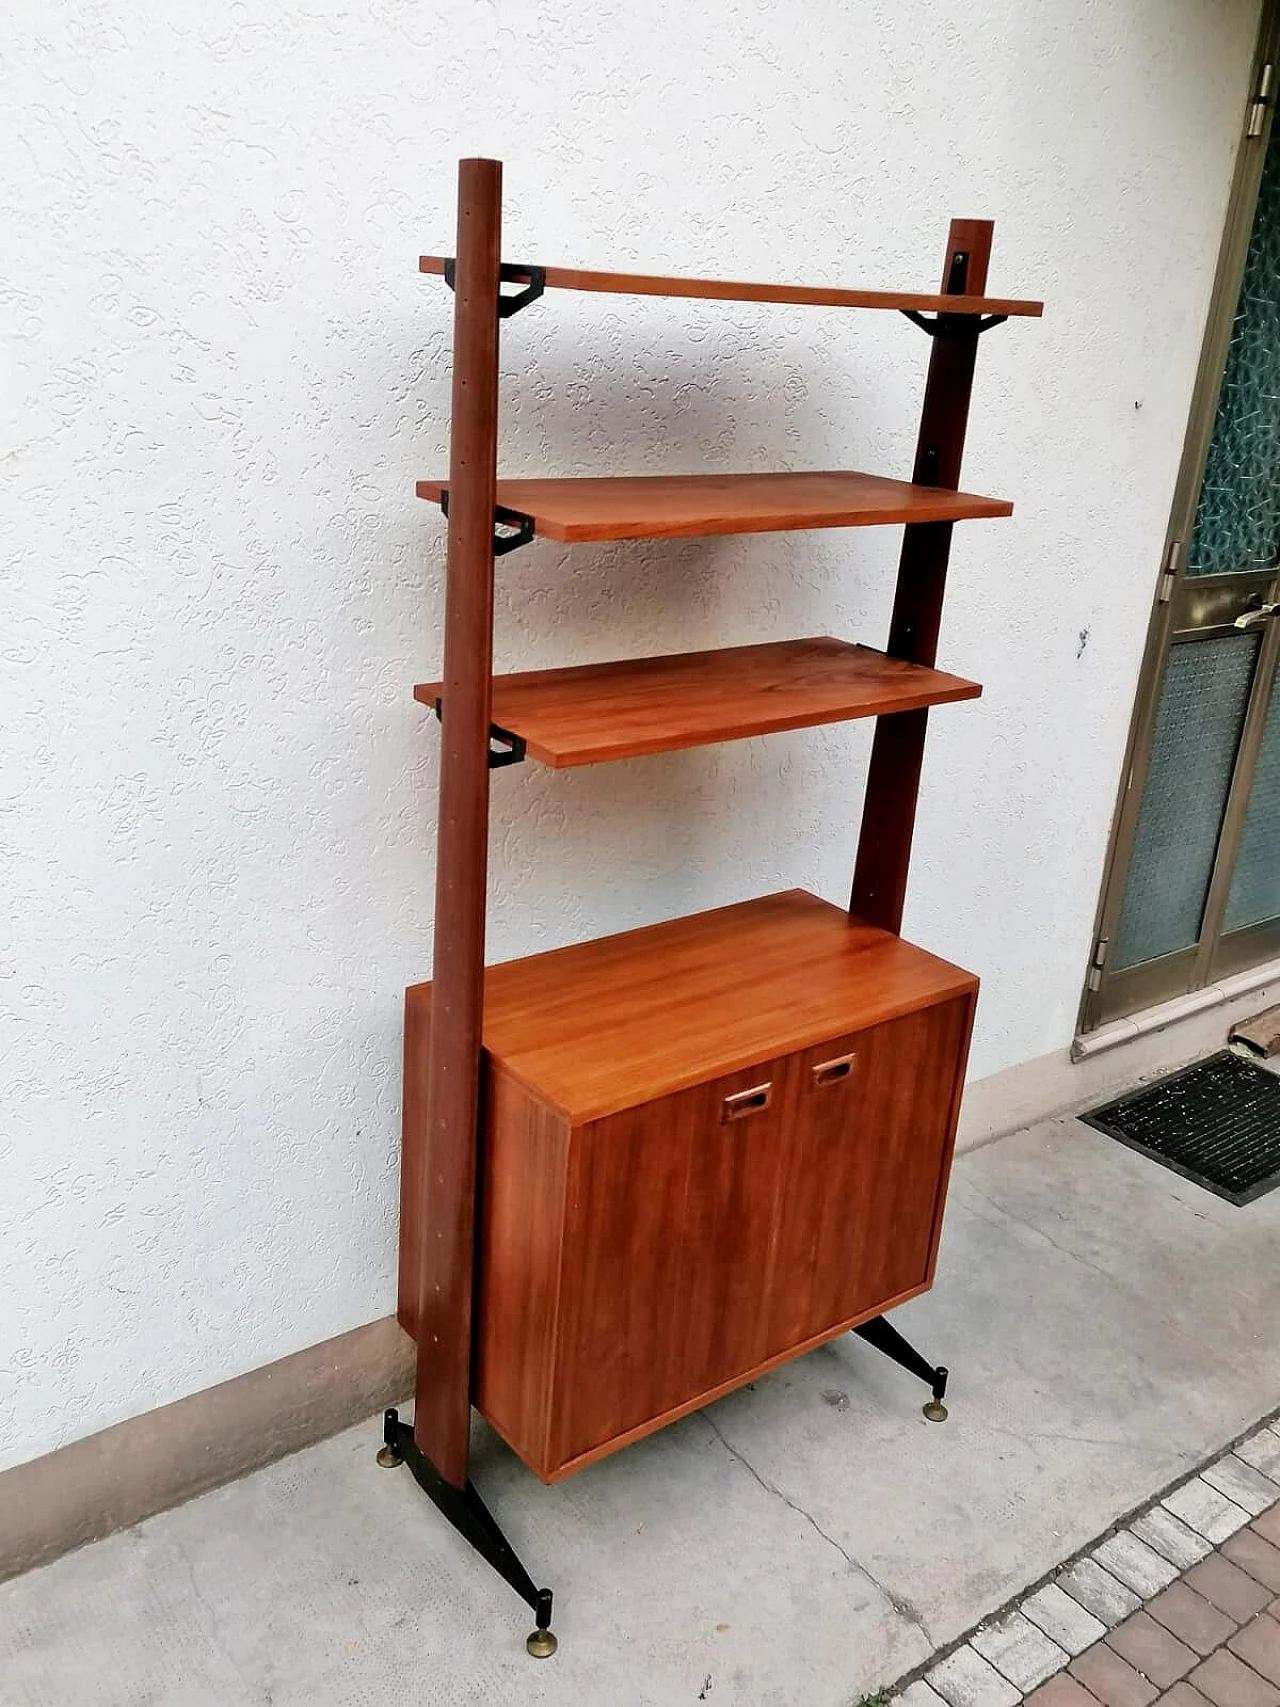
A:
1083 13 1280 1030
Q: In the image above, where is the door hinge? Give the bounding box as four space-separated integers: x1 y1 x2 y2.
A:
1158 539 1182 602
1248 61 1274 138
1087 936 1109 992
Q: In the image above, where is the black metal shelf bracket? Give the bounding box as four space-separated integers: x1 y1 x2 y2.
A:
852 1314 949 1421
431 698 527 769
442 256 547 318
378 1410 557 1657
900 309 1009 339
487 726 527 768
491 507 535 555
438 491 535 556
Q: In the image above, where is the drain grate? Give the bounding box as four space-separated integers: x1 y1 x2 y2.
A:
1082 1050 1280 1205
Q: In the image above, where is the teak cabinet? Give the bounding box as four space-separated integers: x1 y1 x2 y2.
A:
401 891 976 1483
385 156 1039 1652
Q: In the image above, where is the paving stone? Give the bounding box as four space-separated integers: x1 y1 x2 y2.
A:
1162 1685 1218 1707
1146 1581 1240 1656
928 1642 1023 1707
1104 1610 1197 1686
1094 1533 1181 1598
1022 1582 1109 1657
1236 1429 1280 1484
1132 1507 1216 1570
1203 1458 1280 1519
1025 1676 1100 1707
899 1681 950 1707
1254 1508 1280 1550
1186 1555 1276 1623
972 1611 1068 1692
1229 1614 1280 1688
1189 1649 1280 1707
1224 1532 1280 1594
1059 1559 1143 1628
1165 1480 1254 1544
1070 1641 1160 1707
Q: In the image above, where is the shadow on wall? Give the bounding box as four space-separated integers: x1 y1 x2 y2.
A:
385 283 927 967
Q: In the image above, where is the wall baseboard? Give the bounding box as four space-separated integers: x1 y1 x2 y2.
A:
0 1315 415 1584
957 961 1280 1154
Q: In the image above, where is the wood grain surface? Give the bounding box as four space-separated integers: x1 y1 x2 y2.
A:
762 999 973 1357
549 1054 792 1469
416 636 981 768
409 157 503 1486
415 468 1012 542
404 889 977 1125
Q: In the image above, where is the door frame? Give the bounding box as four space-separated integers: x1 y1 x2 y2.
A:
1078 1 1280 1034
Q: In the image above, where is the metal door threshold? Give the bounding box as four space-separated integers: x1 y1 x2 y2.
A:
1074 952 1280 1060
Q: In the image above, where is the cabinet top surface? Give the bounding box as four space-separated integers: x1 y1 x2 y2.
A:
408 890 977 1123
416 470 1012 543
418 254 1043 318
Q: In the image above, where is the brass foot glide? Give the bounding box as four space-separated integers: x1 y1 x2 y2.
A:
377 1410 558 1658
525 1594 558 1658
923 1391 949 1424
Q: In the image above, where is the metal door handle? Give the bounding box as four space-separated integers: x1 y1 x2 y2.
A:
810 1051 857 1087
1234 601 1280 629
722 1082 772 1122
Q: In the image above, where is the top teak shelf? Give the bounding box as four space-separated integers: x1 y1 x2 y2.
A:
419 254 1043 319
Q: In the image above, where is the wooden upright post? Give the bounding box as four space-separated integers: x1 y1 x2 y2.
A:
411 158 504 1486
851 219 993 933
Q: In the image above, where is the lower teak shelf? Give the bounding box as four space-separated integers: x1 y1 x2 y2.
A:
417 636 981 768
399 890 977 1482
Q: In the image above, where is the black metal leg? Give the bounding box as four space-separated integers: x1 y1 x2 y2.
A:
377 1409 558 1656
852 1316 949 1421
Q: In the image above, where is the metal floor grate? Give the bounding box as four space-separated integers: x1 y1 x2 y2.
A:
1082 1050 1280 1206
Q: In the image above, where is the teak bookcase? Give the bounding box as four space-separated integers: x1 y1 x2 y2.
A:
383 157 1041 1657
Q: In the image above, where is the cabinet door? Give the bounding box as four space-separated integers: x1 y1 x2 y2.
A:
763 997 972 1359
552 1056 791 1471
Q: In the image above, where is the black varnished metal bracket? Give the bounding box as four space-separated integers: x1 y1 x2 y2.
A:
486 727 527 768
432 698 527 769
378 1410 556 1657
852 1314 950 1422
438 491 535 556
900 245 1006 336
491 506 535 555
442 257 547 318
900 309 1009 339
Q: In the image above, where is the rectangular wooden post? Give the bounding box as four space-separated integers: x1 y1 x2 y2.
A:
411 157 504 1486
850 219 994 933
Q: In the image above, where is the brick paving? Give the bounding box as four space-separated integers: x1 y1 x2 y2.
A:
893 1421 1280 1707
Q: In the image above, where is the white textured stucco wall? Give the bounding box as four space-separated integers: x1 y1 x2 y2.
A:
1 0 1262 1469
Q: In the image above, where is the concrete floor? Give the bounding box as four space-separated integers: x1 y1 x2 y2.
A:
4 1114 1280 1707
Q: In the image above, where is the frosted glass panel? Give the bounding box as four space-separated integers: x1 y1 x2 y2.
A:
1224 670 1280 933
1187 125 1280 576
1114 636 1259 969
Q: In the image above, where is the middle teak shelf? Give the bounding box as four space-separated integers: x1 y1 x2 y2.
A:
415 469 1013 542
416 636 981 767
